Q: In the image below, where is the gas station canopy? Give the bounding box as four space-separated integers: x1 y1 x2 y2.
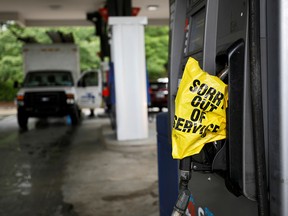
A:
0 0 169 26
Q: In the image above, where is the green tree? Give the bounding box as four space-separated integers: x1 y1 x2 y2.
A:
0 26 23 101
0 27 23 83
145 26 169 81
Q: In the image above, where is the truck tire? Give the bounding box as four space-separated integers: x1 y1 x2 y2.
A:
89 109 95 117
70 108 80 125
17 109 28 130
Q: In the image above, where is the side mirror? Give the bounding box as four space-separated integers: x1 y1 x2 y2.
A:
77 80 86 87
13 81 19 89
77 80 81 87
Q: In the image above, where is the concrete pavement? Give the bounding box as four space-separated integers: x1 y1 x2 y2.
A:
0 102 16 119
63 116 159 216
0 105 160 216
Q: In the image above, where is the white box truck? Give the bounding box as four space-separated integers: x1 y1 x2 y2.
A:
15 44 102 129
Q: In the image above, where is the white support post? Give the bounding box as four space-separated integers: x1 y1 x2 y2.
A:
108 17 148 141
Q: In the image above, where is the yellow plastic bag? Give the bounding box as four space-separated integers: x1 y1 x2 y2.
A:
172 57 228 159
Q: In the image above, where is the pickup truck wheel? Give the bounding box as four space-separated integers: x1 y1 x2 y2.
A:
70 109 80 125
17 110 28 129
89 109 95 117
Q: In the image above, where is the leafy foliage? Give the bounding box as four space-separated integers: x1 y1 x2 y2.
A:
145 26 169 81
0 80 18 101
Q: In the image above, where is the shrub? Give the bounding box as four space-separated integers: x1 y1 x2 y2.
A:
0 81 18 101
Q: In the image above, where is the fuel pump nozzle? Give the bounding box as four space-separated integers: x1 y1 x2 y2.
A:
171 157 192 216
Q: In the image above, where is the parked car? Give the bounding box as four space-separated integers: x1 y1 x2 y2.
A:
149 78 168 110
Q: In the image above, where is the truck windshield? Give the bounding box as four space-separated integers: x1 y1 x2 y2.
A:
23 71 74 87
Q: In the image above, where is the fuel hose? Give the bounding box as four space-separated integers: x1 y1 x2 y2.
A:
248 0 269 215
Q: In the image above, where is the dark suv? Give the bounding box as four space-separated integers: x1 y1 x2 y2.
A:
149 78 168 110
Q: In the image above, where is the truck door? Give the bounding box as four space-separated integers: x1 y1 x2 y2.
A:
76 70 102 109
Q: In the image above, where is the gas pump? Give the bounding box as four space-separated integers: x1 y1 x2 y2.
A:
168 0 271 215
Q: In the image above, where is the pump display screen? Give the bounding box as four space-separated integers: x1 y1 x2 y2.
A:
188 7 206 53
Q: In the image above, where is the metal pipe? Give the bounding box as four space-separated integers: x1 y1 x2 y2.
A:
248 0 269 215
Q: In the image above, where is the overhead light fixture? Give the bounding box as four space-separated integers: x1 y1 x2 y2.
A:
147 5 159 11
